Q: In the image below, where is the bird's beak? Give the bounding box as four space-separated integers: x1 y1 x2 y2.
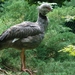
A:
47 7 53 12
50 7 53 11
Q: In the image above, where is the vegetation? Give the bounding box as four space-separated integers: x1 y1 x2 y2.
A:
59 45 75 56
26 0 70 5
0 0 75 75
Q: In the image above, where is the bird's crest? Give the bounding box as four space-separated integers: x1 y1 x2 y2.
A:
38 2 57 9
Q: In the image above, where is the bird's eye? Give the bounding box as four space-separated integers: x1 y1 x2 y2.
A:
45 7 50 10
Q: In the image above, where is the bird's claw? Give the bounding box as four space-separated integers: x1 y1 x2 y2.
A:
22 69 33 75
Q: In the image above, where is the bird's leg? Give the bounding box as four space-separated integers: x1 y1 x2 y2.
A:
21 48 32 75
21 48 25 71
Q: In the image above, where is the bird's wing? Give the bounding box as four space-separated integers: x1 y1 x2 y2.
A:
0 22 43 41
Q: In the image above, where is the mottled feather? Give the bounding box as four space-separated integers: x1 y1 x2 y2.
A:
0 21 43 41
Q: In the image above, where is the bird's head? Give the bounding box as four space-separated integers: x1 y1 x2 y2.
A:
38 3 53 15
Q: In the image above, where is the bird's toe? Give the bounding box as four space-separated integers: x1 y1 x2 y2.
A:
22 69 32 75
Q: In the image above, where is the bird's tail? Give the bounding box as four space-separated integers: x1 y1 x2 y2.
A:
0 35 5 42
0 32 7 42
0 35 2 42
0 41 3 50
0 35 4 50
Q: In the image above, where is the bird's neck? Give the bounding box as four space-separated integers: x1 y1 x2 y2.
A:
39 13 47 20
37 13 48 32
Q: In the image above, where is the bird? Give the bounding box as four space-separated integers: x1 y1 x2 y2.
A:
0 3 53 75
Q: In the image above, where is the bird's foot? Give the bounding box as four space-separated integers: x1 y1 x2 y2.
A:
21 69 32 75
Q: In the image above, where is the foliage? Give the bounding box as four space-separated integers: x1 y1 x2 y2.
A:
0 0 38 73
64 15 75 22
64 0 75 6
0 0 75 75
59 45 75 56
26 0 70 6
36 6 75 61
0 0 37 33
64 15 75 33
1 60 75 75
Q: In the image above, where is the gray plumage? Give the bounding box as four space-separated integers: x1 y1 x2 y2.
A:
0 3 52 50
0 22 43 41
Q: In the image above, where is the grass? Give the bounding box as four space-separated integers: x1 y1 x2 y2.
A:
43 61 75 75
0 60 75 75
